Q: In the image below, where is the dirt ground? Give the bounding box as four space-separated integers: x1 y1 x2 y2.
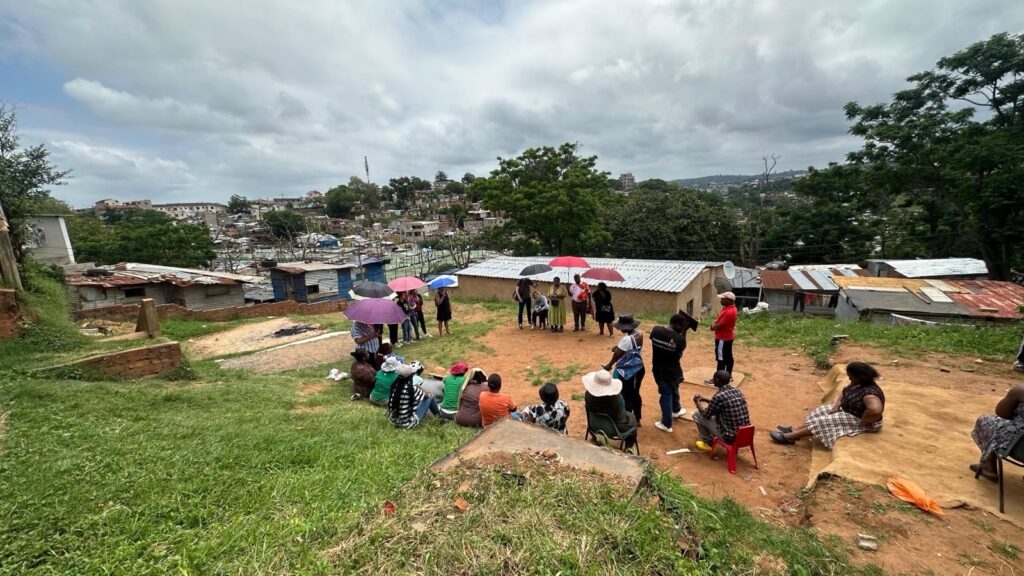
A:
455 311 1024 575
219 332 354 374
186 318 329 359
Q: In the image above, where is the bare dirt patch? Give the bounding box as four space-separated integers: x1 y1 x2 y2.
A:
452 306 1024 572
219 332 354 374
186 318 327 359
298 381 329 397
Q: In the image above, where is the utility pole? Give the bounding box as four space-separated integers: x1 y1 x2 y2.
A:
364 156 370 184
0 197 23 290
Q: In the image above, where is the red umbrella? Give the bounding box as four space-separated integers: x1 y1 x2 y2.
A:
582 267 625 282
388 276 426 292
548 256 590 268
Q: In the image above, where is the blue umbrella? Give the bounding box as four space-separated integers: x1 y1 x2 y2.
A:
428 275 458 289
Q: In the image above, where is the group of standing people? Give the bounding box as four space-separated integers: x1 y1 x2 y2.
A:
515 274 616 334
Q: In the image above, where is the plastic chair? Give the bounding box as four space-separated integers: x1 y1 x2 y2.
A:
976 435 1024 513
710 424 758 474
584 411 639 455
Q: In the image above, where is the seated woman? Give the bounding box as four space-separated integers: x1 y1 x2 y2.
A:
582 369 636 446
388 363 440 429
971 384 1024 481
349 350 377 401
478 374 521 426
369 356 402 406
439 361 469 420
770 362 884 449
521 382 570 433
532 290 549 330
455 368 487 427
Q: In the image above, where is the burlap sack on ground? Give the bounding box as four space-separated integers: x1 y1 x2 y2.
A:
807 364 1024 527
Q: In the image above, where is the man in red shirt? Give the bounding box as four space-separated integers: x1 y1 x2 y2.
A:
705 292 737 384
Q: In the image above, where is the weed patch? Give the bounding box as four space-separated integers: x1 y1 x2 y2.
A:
525 356 583 386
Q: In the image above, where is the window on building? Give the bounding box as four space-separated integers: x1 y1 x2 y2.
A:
124 287 145 298
306 284 320 294
686 299 694 316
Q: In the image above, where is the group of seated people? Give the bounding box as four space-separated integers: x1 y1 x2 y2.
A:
348 348 571 433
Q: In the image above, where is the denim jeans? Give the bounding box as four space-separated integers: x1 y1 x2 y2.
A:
401 319 412 342
407 313 420 339
654 368 683 427
415 396 440 423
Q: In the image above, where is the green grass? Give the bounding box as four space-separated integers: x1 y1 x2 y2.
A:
524 356 583 387
990 541 1020 560
395 318 495 369
740 313 1022 366
0 265 90 372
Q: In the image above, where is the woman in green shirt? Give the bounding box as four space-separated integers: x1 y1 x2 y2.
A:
440 361 469 418
369 357 403 405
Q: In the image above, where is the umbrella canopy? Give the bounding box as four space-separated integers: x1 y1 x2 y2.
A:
352 281 394 299
519 264 553 276
548 256 590 269
389 276 426 292
582 267 625 282
344 298 408 324
428 275 458 289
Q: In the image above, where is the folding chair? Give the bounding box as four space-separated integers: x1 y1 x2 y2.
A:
584 411 639 455
976 435 1024 513
710 424 758 474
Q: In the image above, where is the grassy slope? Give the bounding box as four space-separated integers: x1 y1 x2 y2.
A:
9 295 981 574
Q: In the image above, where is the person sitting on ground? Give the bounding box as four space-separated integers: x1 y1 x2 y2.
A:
388 362 441 429
971 383 1024 481
583 369 636 447
455 368 487 427
692 370 750 451
349 349 377 401
770 362 885 449
521 382 571 433
369 356 402 406
478 373 521 426
439 361 469 420
532 290 549 330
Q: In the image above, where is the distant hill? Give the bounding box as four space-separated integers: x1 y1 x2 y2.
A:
671 170 807 189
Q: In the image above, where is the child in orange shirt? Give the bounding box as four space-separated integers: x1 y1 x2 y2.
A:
478 373 522 426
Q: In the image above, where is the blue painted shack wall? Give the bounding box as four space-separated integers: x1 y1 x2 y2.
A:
364 261 387 283
337 269 354 300
270 269 291 301
292 273 309 302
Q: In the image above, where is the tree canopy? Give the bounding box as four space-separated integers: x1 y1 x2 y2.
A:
70 210 216 268
0 104 70 261
227 195 251 214
475 143 615 255
261 210 307 242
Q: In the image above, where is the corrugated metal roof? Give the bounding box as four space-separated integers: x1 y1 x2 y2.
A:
868 258 988 278
945 280 1024 320
67 271 239 288
843 289 972 317
119 262 260 283
274 261 357 274
457 256 720 293
789 264 862 271
760 267 864 292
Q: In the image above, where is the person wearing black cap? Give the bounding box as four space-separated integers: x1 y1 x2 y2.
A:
650 313 693 433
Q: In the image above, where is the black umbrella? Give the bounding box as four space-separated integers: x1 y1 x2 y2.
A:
351 281 394 299
519 264 553 276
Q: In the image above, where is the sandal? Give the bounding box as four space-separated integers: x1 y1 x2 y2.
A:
970 464 998 483
776 425 793 434
770 431 795 445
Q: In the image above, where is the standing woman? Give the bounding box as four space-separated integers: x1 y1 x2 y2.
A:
603 315 646 424
547 277 569 333
434 286 452 336
592 282 615 337
411 290 429 337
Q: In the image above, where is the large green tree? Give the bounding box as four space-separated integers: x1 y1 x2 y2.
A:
474 143 615 255
0 104 70 262
71 209 216 268
385 176 431 209
843 32 1024 279
604 179 741 261
227 195 251 214
324 185 362 218
261 210 307 243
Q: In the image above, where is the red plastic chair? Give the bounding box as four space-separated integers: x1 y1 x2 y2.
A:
710 425 758 474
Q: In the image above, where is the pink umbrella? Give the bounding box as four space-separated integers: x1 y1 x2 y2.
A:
582 267 625 282
548 256 590 268
344 298 409 324
388 276 426 292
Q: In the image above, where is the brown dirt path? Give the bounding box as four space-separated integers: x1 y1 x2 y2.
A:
459 308 1024 574
186 318 328 359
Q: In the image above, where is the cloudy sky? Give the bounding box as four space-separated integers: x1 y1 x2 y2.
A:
2 1 1020 207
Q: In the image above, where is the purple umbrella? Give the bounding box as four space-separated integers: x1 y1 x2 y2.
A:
344 298 408 325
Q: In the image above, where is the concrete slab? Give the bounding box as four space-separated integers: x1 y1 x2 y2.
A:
430 419 647 490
